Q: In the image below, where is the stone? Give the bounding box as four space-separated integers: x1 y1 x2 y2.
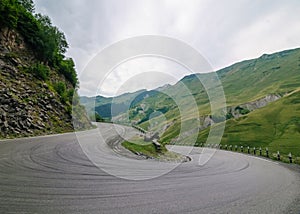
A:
3 121 8 128
45 104 52 110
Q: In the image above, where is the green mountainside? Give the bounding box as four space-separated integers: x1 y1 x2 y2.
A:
80 89 147 121
219 49 300 105
0 0 92 138
83 47 300 161
197 89 300 158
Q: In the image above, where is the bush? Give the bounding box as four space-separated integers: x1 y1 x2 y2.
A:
29 63 49 80
67 88 74 103
240 108 250 115
54 81 66 95
54 81 68 103
95 112 105 122
58 58 78 87
226 112 234 120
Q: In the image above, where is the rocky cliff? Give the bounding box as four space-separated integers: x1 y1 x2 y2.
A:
226 94 282 119
0 28 92 138
168 94 283 144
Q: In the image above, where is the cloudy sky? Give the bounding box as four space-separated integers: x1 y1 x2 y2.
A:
34 0 300 97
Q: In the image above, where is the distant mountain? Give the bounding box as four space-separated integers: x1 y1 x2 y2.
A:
80 89 147 119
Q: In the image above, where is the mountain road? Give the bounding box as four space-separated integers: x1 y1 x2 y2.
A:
0 123 299 213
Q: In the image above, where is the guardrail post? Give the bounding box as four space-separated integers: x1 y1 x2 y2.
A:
229 145 232 151
253 147 256 155
266 148 269 158
247 146 250 154
277 151 280 161
241 146 243 153
235 145 237 151
152 139 161 152
225 145 228 150
289 153 292 163
219 144 222 149
259 147 262 156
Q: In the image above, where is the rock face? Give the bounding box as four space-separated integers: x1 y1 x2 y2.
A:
0 28 91 138
227 94 281 119
170 94 283 144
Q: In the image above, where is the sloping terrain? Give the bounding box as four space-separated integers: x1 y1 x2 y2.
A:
0 0 92 138
197 89 300 159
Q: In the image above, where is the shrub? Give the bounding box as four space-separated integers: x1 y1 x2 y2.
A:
29 62 49 80
54 81 68 103
54 81 66 95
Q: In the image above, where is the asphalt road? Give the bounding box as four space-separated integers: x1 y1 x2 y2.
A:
0 123 299 214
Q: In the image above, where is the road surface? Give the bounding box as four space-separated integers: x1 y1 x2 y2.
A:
0 123 299 213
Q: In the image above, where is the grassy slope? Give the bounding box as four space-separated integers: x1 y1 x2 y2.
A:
197 89 300 159
159 48 300 144
219 48 300 105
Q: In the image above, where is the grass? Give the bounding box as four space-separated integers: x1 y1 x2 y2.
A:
203 144 300 164
196 90 300 163
122 141 158 157
122 135 186 161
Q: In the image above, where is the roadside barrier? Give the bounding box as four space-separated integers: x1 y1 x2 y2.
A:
289 153 292 163
132 125 147 134
199 143 297 164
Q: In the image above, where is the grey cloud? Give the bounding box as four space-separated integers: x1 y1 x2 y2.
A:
33 0 300 96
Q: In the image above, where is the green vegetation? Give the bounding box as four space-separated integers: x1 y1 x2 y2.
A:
0 0 78 86
81 90 147 120
218 50 300 105
3 0 81 101
29 62 50 80
122 140 161 158
135 48 300 148
197 90 300 163
122 136 185 161
94 112 104 122
0 0 93 137
53 81 71 103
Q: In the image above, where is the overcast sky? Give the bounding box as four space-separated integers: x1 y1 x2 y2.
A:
34 0 300 97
